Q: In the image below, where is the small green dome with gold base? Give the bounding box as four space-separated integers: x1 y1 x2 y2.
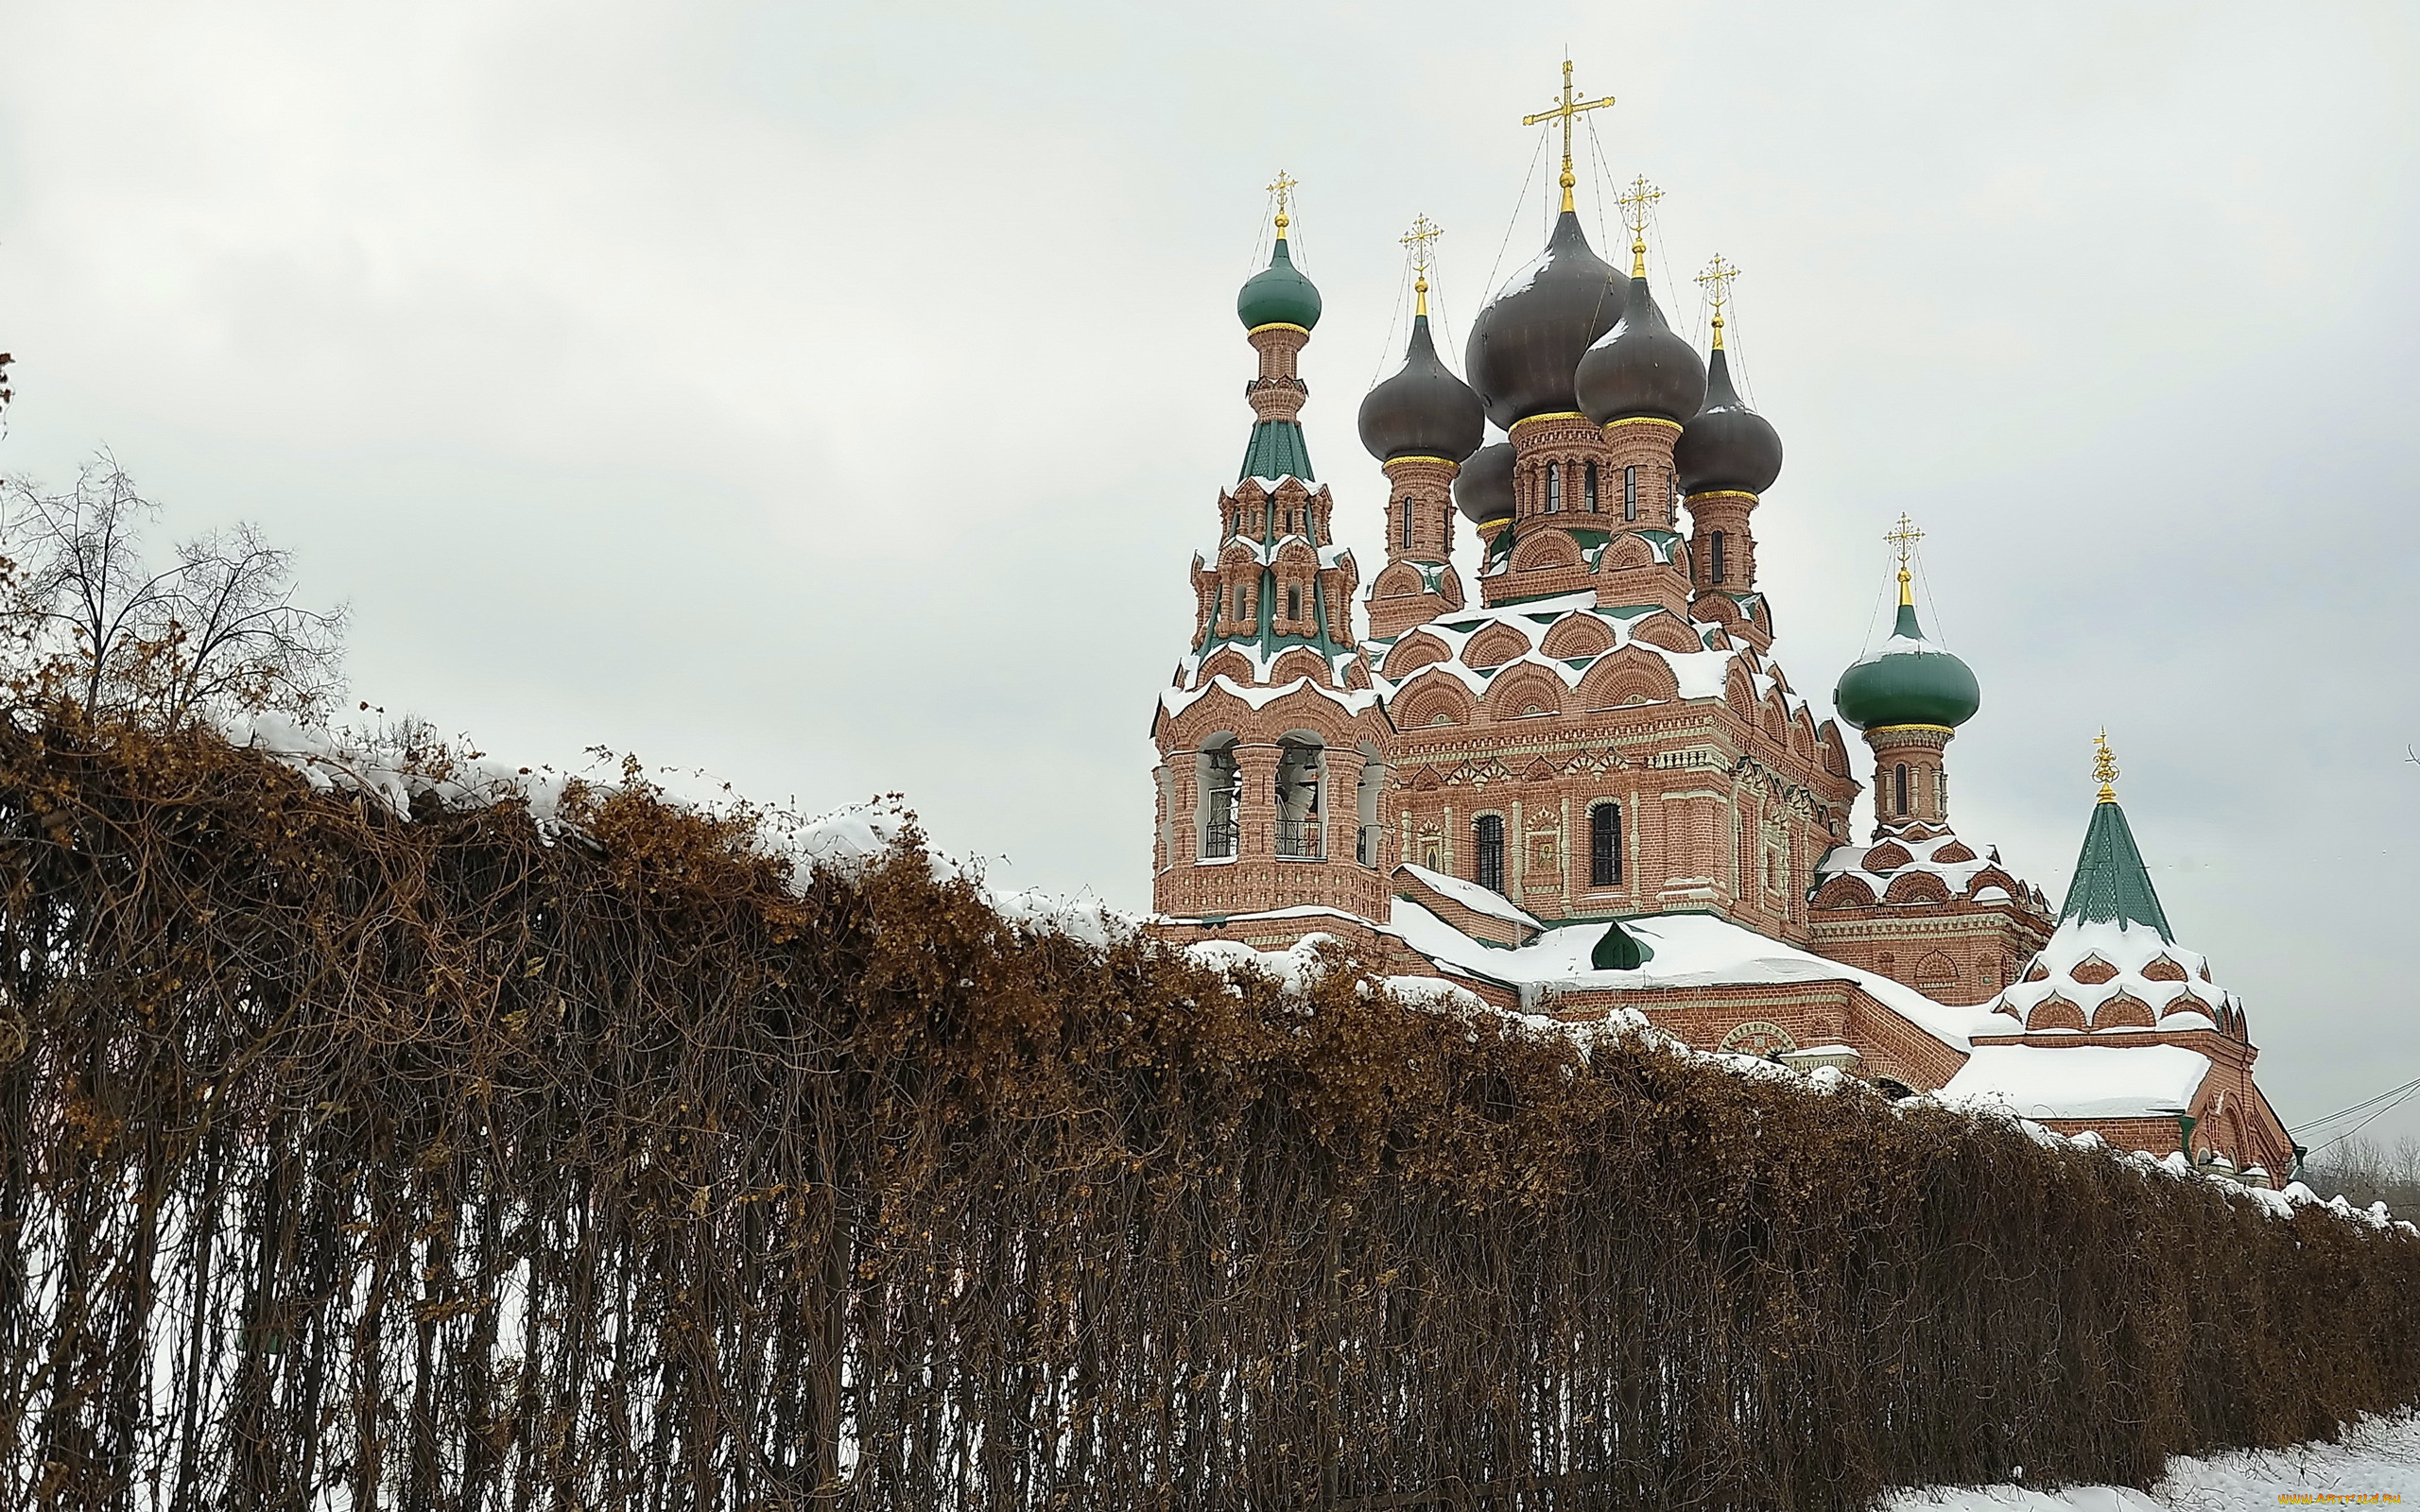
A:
1237 234 1322 332
1834 533 1979 730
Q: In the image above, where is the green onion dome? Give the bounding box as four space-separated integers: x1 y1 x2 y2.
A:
1576 274 1707 426
1674 345 1783 495
1463 212 1621 431
1358 314 1484 464
1237 236 1322 331
1833 599 1981 730
1453 440 1515 524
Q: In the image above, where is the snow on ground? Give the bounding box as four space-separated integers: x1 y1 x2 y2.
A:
1879 1410 2420 1509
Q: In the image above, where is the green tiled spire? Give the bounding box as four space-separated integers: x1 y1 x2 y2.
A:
1239 421 1314 482
2059 796 2173 941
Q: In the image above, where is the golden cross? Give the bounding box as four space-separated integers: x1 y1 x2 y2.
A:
2093 729 2119 803
1266 170 1299 237
1885 513 1924 608
1521 59 1616 214
1616 175 1663 277
1695 253 1741 350
1401 214 1443 316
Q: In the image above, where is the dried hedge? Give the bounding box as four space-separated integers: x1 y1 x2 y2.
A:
0 720 2414 1512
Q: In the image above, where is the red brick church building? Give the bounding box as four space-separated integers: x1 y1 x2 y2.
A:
1143 86 2293 1180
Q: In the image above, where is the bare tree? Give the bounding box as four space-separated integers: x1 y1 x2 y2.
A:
0 452 347 728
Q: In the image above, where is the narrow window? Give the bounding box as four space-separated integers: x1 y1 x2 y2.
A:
1893 764 1910 816
1623 465 1638 522
1591 803 1623 887
1545 462 1562 513
1711 530 1728 585
1937 768 1948 814
1584 461 1599 512
1400 504 1413 550
1475 814 1506 895
1236 584 1250 624
1286 587 1300 622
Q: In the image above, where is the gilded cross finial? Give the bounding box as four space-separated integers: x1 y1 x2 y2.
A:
1616 175 1663 279
2094 729 2119 804
1696 253 1741 351
1401 214 1443 317
1266 170 1299 238
1884 513 1925 608
1521 57 1616 215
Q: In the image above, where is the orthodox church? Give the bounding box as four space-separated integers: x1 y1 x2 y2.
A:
1143 73 2293 1180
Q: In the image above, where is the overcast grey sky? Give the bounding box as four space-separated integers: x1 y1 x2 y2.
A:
3 1 2416 1143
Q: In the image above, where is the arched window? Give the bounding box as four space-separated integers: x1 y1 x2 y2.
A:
1936 769 1947 814
1199 741 1240 859
1400 503 1413 550
1545 462 1562 513
1234 584 1250 624
1584 461 1599 512
1623 465 1638 522
1590 803 1622 887
1286 587 1301 622
1710 530 1728 585
1275 740 1323 859
1475 814 1506 894
1893 764 1910 816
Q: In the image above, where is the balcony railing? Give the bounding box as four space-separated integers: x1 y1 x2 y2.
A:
1275 819 1323 860
1201 821 1237 860
1356 825 1381 868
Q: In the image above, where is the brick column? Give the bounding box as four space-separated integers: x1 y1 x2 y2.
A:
1865 724 1954 837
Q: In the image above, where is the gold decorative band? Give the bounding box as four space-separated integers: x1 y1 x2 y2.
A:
1685 489 1760 504
1247 322 1311 336
1383 455 1462 474
1475 516 1513 536
1603 416 1685 433
1867 723 1957 736
1508 410 1590 437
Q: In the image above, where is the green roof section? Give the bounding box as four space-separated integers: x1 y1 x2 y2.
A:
1832 597 1981 731
1238 421 1315 483
2058 799 2174 941
1236 236 1322 332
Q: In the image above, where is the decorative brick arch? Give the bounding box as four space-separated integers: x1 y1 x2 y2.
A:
2140 954 2188 982
1484 663 1566 721
1601 534 1658 571
1383 633 1449 679
1370 560 1431 601
1913 950 1961 987
1759 692 1789 745
1811 873 1878 909
1269 647 1330 685
1724 661 1758 720
1882 870 1952 904
1628 611 1700 653
2026 996 2087 1032
1341 659 1372 690
1789 707 1819 758
1465 623 1530 670
1509 531 1583 574
1577 646 1680 710
2093 993 2156 1030
1864 841 1912 872
1540 615 1616 659
1391 674 1474 730
2068 955 2118 986
1819 723 1852 778
1962 866 2021 900
1199 648 1255 684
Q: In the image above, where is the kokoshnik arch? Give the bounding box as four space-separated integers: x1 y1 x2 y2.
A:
1142 67 2293 1180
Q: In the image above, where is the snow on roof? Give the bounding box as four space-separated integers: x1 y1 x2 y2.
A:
1386 902 2005 1051
1398 864 1543 930
1942 1042 2213 1121
1991 916 2239 1032
1816 830 2043 907
1374 597 1738 705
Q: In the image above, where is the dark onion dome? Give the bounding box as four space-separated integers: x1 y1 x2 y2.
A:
1576 274 1707 426
1834 596 1980 730
1674 344 1783 495
1236 235 1322 331
1357 314 1484 464
1452 440 1515 524
1462 211 1620 431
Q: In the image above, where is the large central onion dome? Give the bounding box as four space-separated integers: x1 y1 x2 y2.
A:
1452 440 1515 524
1576 271 1706 426
1358 310 1484 464
1674 342 1783 495
1463 212 1620 431
1834 597 1981 730
1237 236 1322 331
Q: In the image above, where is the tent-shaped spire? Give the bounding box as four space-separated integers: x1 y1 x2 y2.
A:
2056 734 2173 940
